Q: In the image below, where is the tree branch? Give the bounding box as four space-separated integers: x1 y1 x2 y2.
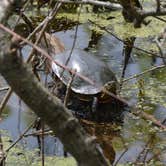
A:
119 0 166 27
0 0 109 165
58 0 122 10
0 41 109 165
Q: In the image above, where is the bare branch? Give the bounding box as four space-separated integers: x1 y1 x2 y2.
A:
123 65 166 82
58 0 122 10
0 39 110 166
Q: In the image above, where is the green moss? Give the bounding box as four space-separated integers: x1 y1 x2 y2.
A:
1 132 76 166
32 157 76 166
57 9 166 39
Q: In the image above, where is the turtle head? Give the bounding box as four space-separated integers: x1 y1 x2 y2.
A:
103 81 117 95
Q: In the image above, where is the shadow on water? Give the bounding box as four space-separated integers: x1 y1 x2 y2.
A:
0 23 166 164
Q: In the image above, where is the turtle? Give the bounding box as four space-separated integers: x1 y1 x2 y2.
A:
51 49 119 111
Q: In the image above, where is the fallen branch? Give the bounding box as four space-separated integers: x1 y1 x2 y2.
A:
123 65 166 82
133 110 166 130
58 0 122 10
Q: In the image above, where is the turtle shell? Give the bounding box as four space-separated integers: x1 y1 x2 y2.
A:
51 49 117 95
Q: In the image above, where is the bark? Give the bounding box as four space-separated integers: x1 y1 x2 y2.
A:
119 0 142 22
119 0 166 27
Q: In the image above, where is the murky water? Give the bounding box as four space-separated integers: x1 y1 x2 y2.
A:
0 23 165 164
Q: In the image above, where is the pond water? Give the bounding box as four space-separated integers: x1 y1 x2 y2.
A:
0 23 166 164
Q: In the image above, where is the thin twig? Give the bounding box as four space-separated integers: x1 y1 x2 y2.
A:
153 15 166 23
132 110 166 130
123 64 166 82
23 129 53 137
88 19 166 59
0 87 9 92
13 0 33 31
64 71 76 106
134 134 156 165
119 37 136 92
26 2 62 63
25 1 62 42
154 38 166 64
0 88 12 116
56 0 122 10
134 139 151 164
0 2 62 115
60 3 82 77
5 120 35 153
113 148 128 166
